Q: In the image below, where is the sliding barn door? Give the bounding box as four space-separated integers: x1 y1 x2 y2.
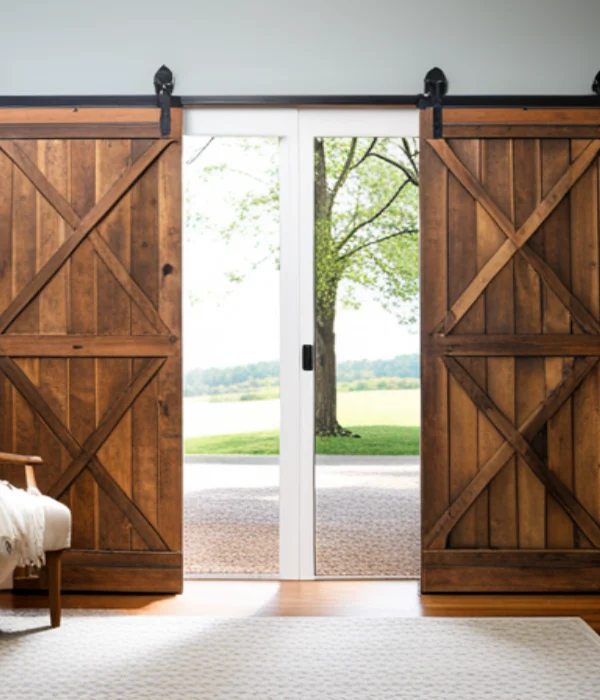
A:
0 107 182 592
421 107 600 592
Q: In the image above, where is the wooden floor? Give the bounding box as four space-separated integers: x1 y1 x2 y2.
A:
2 580 600 632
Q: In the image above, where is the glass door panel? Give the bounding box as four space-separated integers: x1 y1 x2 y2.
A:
311 133 421 577
183 135 281 576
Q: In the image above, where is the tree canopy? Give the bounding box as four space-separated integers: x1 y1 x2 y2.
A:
184 135 420 434
315 137 419 326
184 136 419 324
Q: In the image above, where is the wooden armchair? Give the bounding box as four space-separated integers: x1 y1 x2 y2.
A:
0 451 71 628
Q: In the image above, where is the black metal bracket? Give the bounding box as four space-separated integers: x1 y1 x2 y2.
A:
154 65 175 137
418 67 448 138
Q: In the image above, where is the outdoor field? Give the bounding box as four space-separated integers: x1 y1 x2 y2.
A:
184 389 420 455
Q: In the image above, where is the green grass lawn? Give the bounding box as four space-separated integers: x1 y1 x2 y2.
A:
185 425 419 456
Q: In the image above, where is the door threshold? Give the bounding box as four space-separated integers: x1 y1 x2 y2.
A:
184 573 279 581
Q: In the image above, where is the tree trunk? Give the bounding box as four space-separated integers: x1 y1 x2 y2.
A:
313 138 355 438
315 315 354 437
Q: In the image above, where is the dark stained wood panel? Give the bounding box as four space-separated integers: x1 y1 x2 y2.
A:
421 108 600 592
0 107 182 592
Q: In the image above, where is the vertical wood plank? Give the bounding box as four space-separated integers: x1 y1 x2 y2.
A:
38 140 69 333
513 139 546 549
36 140 70 496
131 140 159 334
12 358 39 490
69 358 97 550
480 139 518 549
571 139 600 548
420 110 449 544
70 140 96 332
96 140 132 335
447 139 486 548
158 139 182 553
540 140 575 549
0 152 15 484
131 140 159 549
9 142 39 488
69 139 98 549
0 376 16 485
95 139 133 550
36 358 69 493
8 141 38 334
0 152 12 327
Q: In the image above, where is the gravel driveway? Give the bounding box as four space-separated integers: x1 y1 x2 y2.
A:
184 456 420 578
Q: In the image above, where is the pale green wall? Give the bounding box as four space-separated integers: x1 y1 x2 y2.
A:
1 0 598 95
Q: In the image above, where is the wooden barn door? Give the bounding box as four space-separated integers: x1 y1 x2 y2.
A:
0 107 182 592
421 107 600 592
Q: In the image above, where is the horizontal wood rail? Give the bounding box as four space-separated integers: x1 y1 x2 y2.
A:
63 550 182 568
424 549 600 568
0 108 182 140
443 108 600 124
0 335 177 357
16 551 182 594
428 335 600 356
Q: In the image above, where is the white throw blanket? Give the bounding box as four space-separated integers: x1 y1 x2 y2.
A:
0 480 45 568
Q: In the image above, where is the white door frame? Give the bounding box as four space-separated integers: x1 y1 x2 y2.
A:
184 107 419 580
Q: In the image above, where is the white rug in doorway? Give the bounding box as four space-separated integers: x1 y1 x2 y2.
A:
1 615 599 699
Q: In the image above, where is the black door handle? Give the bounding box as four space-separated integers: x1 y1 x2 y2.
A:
302 345 314 371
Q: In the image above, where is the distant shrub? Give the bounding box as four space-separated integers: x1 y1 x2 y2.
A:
184 355 420 397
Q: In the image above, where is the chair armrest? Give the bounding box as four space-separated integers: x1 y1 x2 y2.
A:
0 452 43 490
0 451 43 465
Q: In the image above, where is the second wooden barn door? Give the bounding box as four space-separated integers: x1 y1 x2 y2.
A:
421 107 600 592
0 107 182 592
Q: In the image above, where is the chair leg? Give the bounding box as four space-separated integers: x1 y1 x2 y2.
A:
47 550 63 628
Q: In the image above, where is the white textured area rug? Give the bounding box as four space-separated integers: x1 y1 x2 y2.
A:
1 615 600 699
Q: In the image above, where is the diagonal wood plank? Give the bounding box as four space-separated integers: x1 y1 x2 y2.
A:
424 356 597 548
429 139 600 334
50 358 165 498
0 140 81 229
518 246 600 335
0 139 173 333
428 139 515 236
0 356 168 550
86 458 167 551
88 231 171 335
443 356 600 548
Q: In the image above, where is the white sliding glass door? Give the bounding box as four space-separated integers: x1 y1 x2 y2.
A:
298 110 420 579
184 107 419 580
184 109 300 578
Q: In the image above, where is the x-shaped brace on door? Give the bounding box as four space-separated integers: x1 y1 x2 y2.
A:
0 139 175 336
430 138 600 336
439 357 600 548
0 356 168 551
424 138 600 549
